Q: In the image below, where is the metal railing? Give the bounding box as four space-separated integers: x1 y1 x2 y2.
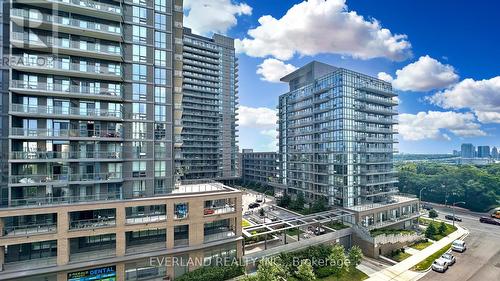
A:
125 214 167 224
6 193 122 208
9 172 122 184
10 80 122 97
69 217 116 230
3 223 57 237
11 32 121 55
50 0 122 14
11 104 122 118
10 151 122 160
11 55 121 76
10 128 123 138
11 9 121 34
204 204 236 216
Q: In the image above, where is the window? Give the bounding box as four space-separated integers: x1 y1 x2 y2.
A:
155 13 167 30
155 105 166 122
155 68 166 84
155 50 167 66
132 45 147 62
132 83 147 101
132 6 147 23
132 103 147 120
132 64 147 81
133 180 146 196
132 161 147 178
155 0 168 12
132 26 147 43
155 161 166 177
154 87 166 103
132 0 147 6
155 31 167 48
154 142 168 158
132 122 147 139
132 141 147 158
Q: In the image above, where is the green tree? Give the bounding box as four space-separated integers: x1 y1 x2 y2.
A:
428 209 438 219
295 260 316 281
278 193 291 208
438 221 447 235
425 223 437 239
347 245 363 269
310 196 328 213
328 244 348 277
259 208 265 217
293 192 305 211
250 258 288 281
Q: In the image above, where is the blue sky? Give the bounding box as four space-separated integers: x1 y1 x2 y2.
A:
184 0 500 153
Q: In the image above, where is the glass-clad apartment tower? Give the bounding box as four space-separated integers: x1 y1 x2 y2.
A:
176 27 238 180
278 61 399 208
0 1 243 280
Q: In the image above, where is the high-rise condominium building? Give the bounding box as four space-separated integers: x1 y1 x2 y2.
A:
461 143 475 158
492 147 499 159
277 61 419 229
240 149 279 187
477 145 490 158
176 28 238 180
0 1 242 280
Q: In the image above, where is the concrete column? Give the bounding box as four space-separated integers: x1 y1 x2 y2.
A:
0 245 5 271
189 250 204 271
57 272 66 281
235 196 243 236
116 231 126 257
0 217 4 236
167 203 174 249
116 263 125 281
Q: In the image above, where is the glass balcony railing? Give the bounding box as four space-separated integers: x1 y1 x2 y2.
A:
125 214 167 225
11 9 121 35
10 80 122 98
10 151 122 160
7 193 122 208
49 0 122 15
9 172 122 184
11 104 122 118
203 204 236 216
10 128 123 139
69 217 116 230
11 32 121 56
2 223 57 237
203 228 236 243
11 55 121 76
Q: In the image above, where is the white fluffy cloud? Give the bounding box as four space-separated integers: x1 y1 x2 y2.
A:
379 55 459 92
398 111 486 141
256 58 298 82
259 129 279 151
184 0 252 36
235 0 411 61
238 106 277 129
428 76 500 123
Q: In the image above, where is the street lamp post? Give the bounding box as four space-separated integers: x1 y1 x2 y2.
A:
452 201 466 227
419 187 427 211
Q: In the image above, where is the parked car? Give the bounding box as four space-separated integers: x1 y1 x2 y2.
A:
445 214 462 222
422 204 433 210
432 258 449 273
248 203 260 209
451 240 466 252
479 216 500 225
440 253 456 265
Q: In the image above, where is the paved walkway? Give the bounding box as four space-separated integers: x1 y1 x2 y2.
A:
365 223 469 281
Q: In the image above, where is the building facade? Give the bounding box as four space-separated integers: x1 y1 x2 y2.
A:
477 145 490 158
240 149 278 186
492 147 499 160
175 28 238 181
460 143 475 158
0 0 242 280
277 61 419 229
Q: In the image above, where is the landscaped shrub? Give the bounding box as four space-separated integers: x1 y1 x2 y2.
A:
175 264 244 281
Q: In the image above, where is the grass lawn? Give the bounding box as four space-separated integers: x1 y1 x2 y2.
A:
412 243 452 271
370 228 415 237
242 219 252 227
410 240 433 250
319 268 369 281
389 251 412 262
326 221 350 230
419 218 457 241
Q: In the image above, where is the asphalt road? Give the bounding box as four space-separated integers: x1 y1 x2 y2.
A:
420 203 500 281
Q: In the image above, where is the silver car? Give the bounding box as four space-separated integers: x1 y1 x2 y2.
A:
452 240 466 252
432 258 449 273
441 253 456 265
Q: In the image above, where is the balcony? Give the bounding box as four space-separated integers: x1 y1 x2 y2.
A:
355 94 398 106
11 32 122 61
10 151 122 162
16 0 122 21
9 172 122 185
10 128 123 140
357 83 396 97
10 80 122 101
69 234 116 262
355 104 398 115
10 9 122 41
69 217 116 230
11 104 122 121
6 193 122 208
2 222 57 237
10 56 122 81
359 178 399 186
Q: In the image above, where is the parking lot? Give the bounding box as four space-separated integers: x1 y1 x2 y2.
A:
420 204 500 281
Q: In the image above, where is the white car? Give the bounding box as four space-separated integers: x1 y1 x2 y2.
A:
432 258 449 273
451 240 466 252
441 253 456 265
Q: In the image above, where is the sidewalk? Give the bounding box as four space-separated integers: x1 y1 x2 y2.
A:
364 223 468 281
